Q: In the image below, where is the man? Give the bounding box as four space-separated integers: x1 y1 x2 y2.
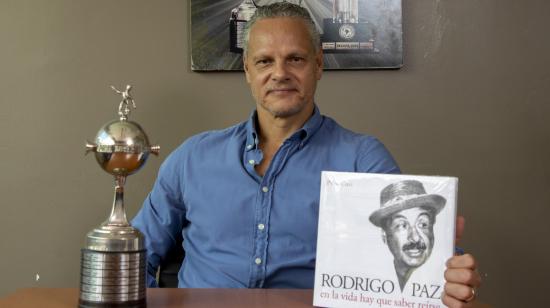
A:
369 180 446 292
132 2 481 307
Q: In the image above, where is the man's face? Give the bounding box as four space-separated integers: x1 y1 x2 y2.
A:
243 17 323 119
382 207 435 269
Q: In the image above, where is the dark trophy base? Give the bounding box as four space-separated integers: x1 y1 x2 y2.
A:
79 249 147 308
79 298 146 308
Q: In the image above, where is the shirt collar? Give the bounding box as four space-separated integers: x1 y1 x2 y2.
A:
245 105 323 151
245 110 260 151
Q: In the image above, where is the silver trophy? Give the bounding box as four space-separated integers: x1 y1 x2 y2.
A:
80 85 159 307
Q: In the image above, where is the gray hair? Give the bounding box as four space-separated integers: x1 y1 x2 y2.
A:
242 2 321 56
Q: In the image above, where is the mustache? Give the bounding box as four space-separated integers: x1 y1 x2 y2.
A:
402 241 427 251
266 84 297 92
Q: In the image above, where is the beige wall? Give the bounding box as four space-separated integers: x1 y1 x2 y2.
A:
1 1 549 307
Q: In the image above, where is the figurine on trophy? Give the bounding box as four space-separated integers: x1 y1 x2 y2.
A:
80 85 159 307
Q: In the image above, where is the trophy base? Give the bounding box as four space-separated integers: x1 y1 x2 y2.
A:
79 249 147 307
79 298 146 308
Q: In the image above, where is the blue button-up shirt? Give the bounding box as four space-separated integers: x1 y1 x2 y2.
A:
132 107 400 289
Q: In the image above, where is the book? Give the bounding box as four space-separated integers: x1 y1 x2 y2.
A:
313 172 458 308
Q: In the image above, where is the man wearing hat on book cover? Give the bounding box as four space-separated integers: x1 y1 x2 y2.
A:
370 180 447 292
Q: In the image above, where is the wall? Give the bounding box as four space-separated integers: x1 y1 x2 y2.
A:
1 1 549 307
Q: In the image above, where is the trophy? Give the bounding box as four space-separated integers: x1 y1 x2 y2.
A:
80 85 159 307
321 0 378 53
229 0 257 53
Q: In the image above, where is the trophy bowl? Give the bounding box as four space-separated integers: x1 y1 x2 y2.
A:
87 120 160 177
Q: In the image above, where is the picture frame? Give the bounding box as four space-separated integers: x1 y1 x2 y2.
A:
191 0 403 71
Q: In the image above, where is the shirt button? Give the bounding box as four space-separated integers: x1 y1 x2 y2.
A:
248 159 255 165
258 224 265 230
246 144 253 150
255 258 262 265
262 186 269 193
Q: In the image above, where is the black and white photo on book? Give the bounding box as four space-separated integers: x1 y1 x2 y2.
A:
314 172 458 308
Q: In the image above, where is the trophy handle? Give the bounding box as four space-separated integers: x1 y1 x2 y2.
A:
85 141 97 155
150 145 160 156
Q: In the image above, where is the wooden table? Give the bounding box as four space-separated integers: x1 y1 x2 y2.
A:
0 288 316 308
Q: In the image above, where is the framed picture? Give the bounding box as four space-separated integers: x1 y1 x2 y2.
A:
191 0 403 71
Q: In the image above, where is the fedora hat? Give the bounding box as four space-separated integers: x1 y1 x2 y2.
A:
369 180 446 227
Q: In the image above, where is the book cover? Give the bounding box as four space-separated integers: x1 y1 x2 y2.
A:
314 172 458 308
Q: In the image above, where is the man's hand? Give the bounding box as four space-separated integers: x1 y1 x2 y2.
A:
442 216 482 308
443 254 482 307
